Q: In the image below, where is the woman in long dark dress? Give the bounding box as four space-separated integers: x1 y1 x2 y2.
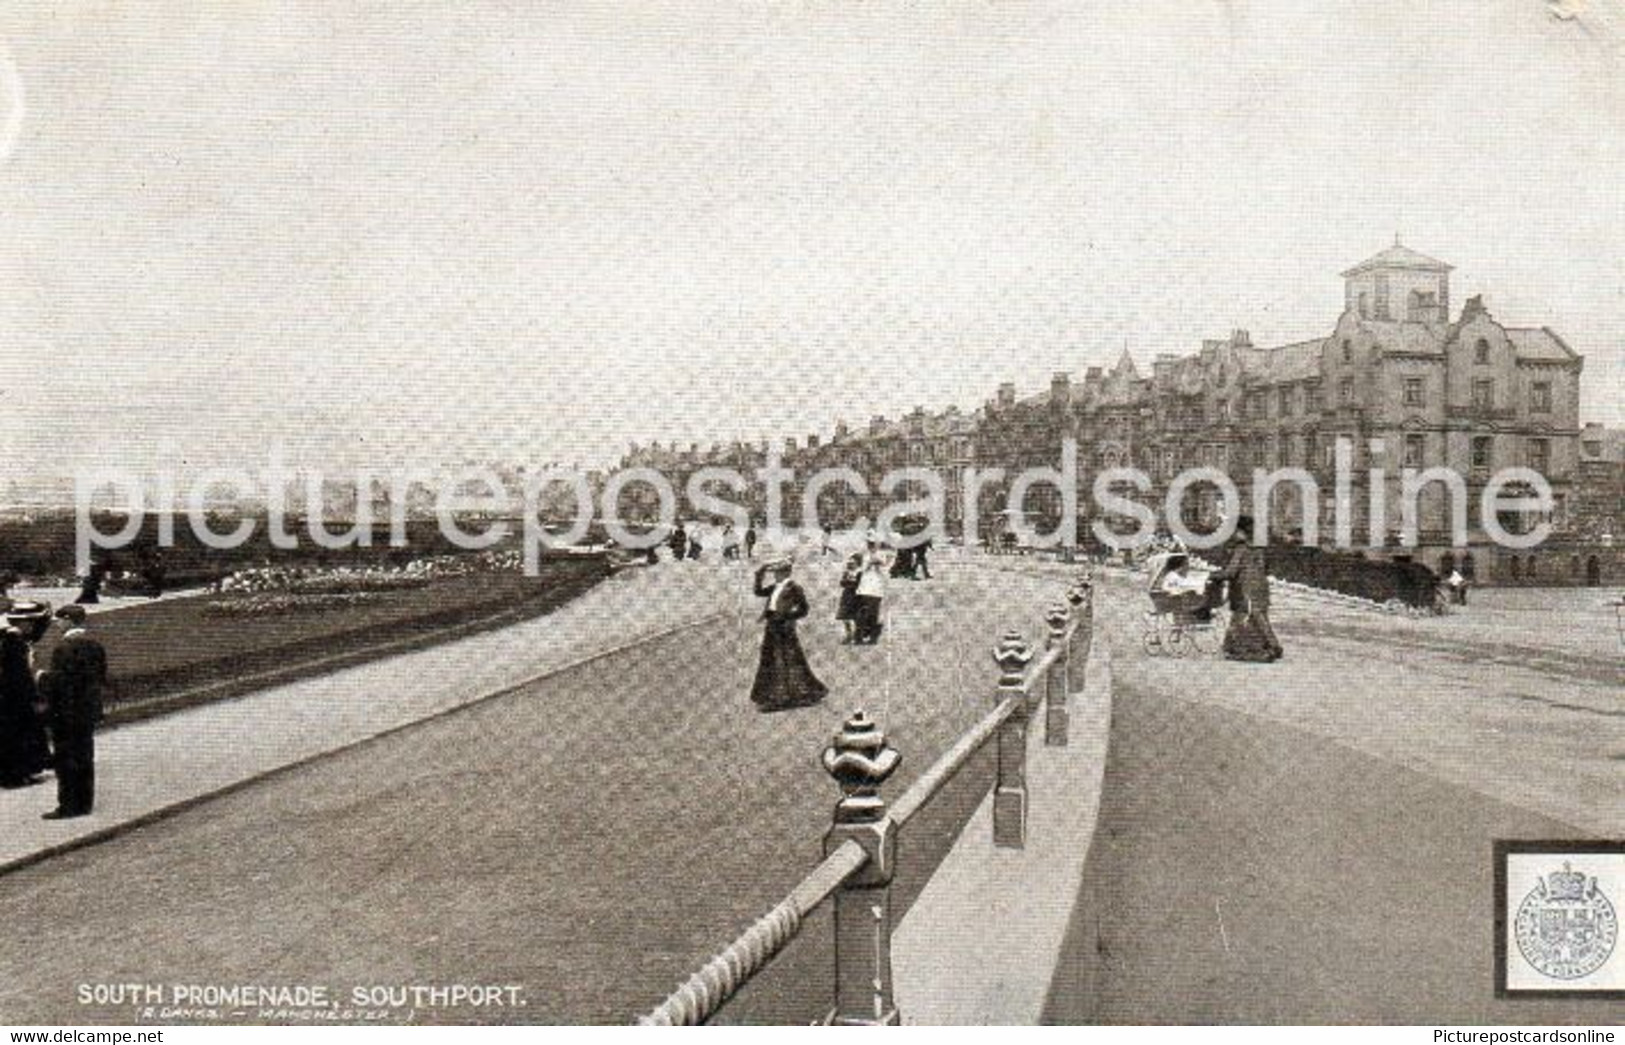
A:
1213 518 1283 663
0 623 50 788
750 558 828 711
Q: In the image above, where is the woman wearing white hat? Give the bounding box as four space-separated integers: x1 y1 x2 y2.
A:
853 531 889 645
749 558 827 711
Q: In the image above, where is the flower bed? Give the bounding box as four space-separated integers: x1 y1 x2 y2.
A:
218 550 523 596
202 591 388 617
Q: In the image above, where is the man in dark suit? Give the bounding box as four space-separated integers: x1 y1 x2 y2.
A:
38 604 108 820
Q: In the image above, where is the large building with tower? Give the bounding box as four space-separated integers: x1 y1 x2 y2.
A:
610 243 1615 586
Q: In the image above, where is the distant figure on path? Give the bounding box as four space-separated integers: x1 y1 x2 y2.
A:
1212 517 1282 663
686 529 703 561
744 524 758 560
913 536 933 579
749 558 827 712
0 614 49 789
1446 569 1467 606
854 532 889 645
140 547 166 599
836 552 862 644
36 605 108 819
76 560 105 605
668 523 688 563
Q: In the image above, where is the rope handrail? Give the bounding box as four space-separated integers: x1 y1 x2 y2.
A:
889 694 1019 827
885 626 1069 828
636 582 1093 1026
639 838 869 1026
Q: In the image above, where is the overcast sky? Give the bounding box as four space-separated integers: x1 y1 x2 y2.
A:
0 0 1620 486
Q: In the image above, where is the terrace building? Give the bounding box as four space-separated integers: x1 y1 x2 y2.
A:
609 243 1610 584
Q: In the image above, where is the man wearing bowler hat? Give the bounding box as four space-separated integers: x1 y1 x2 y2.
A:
37 604 108 820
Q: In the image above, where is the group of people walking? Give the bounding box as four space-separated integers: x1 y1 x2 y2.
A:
665 521 761 563
749 531 918 712
0 601 110 819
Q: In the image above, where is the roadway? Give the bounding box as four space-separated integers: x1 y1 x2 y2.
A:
0 556 1061 1025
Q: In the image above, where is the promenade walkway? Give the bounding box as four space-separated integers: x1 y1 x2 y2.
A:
0 564 736 873
0 554 1066 1025
1045 567 1623 1025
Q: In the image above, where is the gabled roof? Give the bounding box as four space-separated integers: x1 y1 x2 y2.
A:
1340 242 1454 278
1505 327 1580 363
1365 321 1446 356
1234 338 1324 382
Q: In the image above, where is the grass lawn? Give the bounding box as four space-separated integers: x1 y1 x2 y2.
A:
40 559 609 724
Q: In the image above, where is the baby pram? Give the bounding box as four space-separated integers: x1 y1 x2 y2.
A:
1142 551 1225 657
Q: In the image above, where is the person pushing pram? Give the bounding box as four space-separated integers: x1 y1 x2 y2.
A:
1142 550 1225 656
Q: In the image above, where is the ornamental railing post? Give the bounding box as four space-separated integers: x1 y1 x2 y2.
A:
821 711 902 1026
1043 602 1071 747
1066 583 1089 699
991 631 1034 849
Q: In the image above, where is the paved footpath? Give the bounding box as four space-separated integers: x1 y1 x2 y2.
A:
1048 567 1623 1025
0 564 738 873
0 554 1066 1025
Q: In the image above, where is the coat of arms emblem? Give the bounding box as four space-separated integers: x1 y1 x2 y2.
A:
1514 863 1618 981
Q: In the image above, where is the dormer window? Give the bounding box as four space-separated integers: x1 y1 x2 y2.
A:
1342 339 1352 362
1474 338 1490 365
1406 289 1438 322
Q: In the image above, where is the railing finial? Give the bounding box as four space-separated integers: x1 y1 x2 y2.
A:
992 630 1034 686
822 710 901 825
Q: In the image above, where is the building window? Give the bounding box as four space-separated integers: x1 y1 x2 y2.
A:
1582 440 1602 458
1374 274 1390 320
1407 290 1438 322
1306 386 1323 413
1341 339 1352 362
1403 377 1424 406
1472 379 1494 409
1278 387 1292 416
1474 338 1490 364
1527 438 1550 475
1403 434 1425 468
1217 400 1231 422
1530 381 1552 413
1471 436 1492 470
1338 377 1354 403
1305 432 1319 466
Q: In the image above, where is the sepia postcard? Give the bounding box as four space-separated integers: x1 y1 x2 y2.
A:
0 0 1621 1033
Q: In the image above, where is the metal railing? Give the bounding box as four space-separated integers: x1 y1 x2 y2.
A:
638 576 1096 1026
